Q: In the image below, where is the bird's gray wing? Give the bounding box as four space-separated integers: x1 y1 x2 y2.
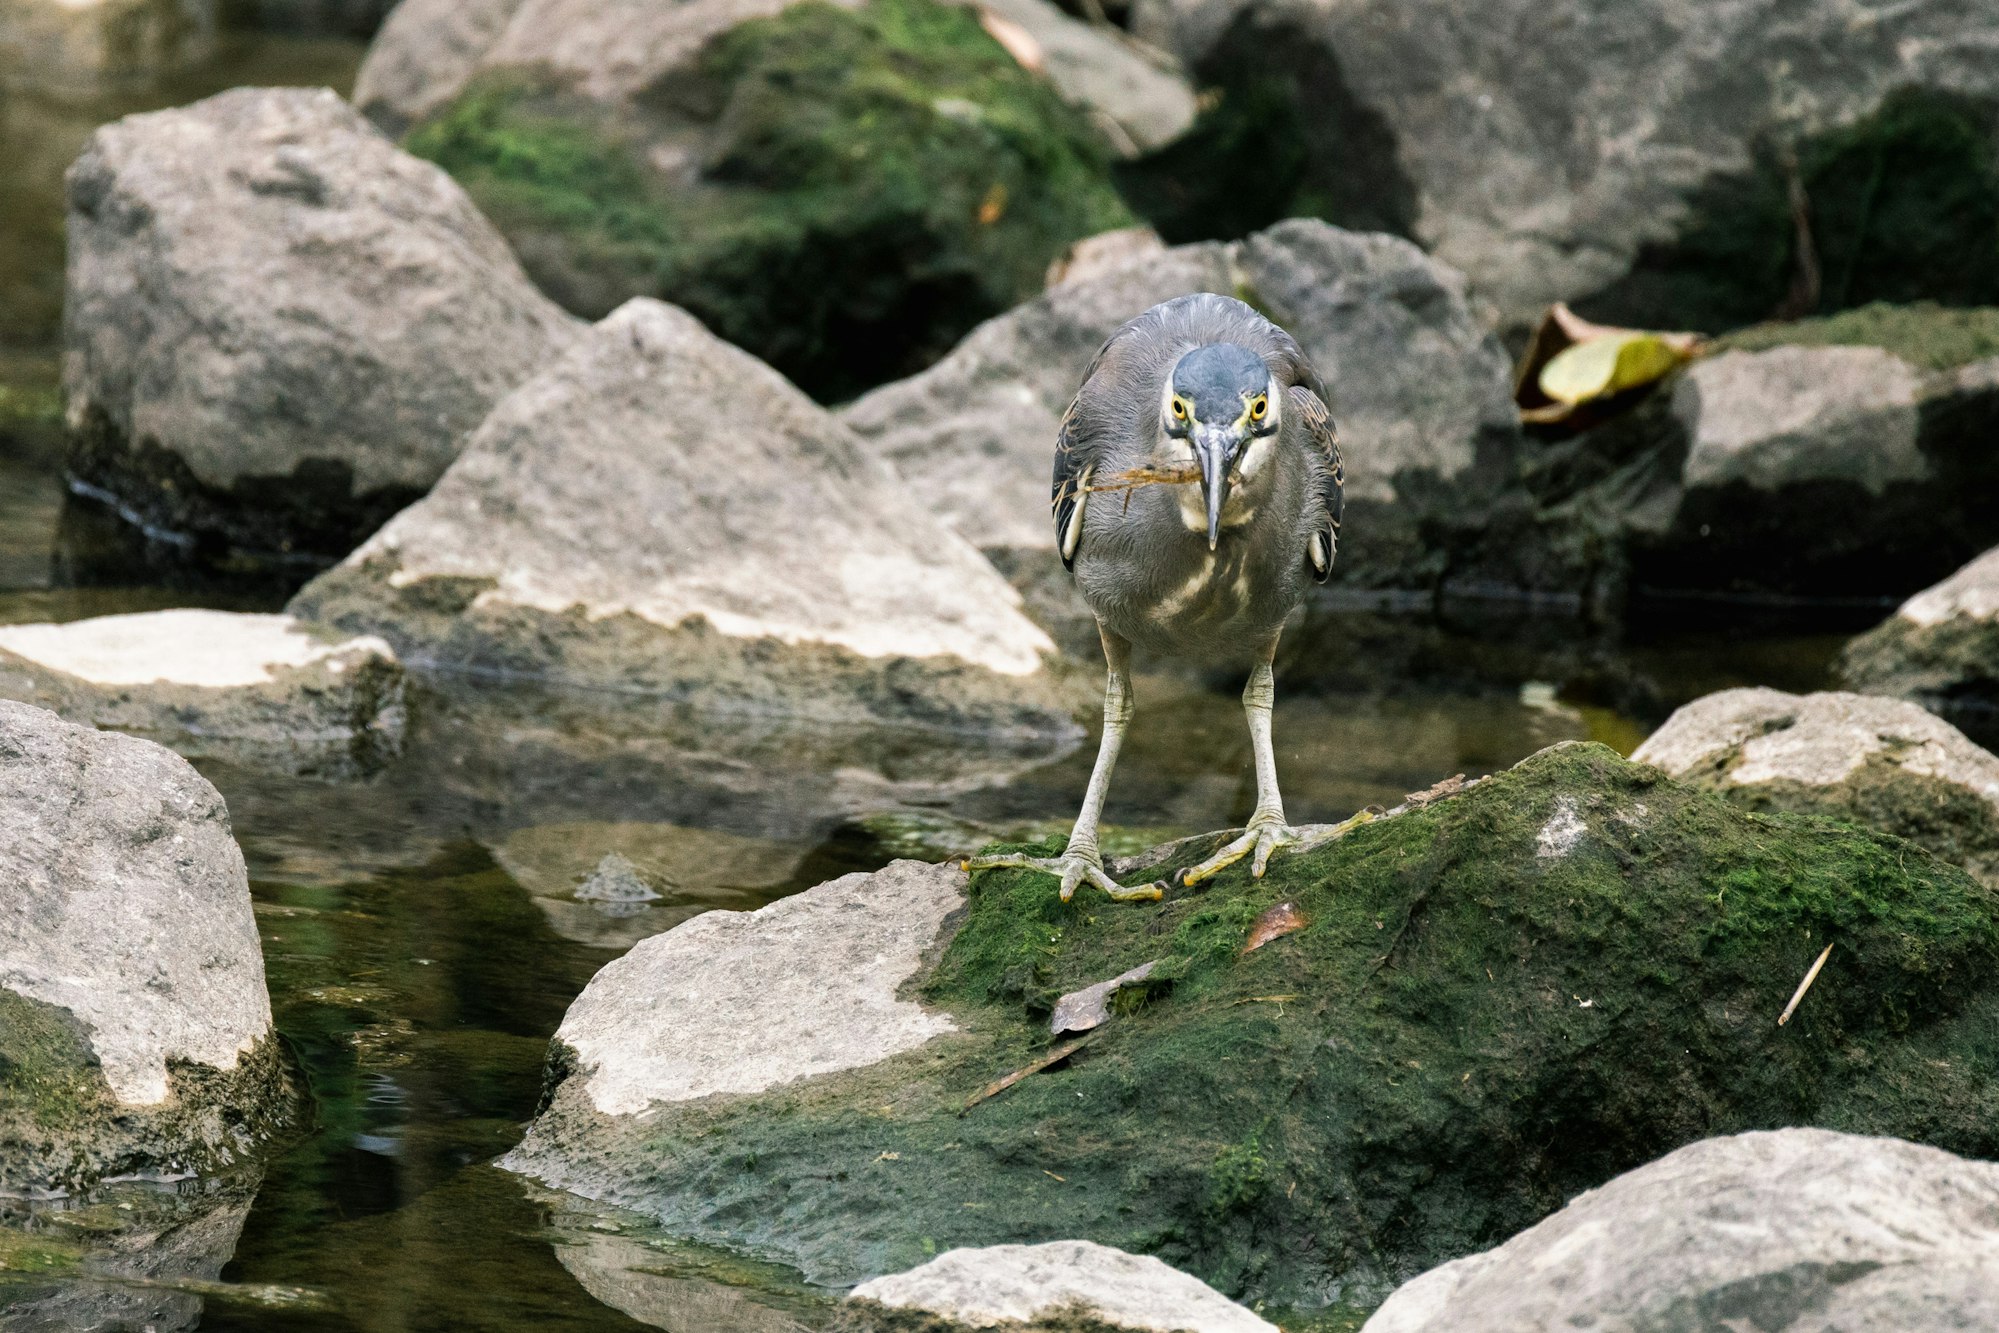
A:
1052 334 1127 570
1291 384 1343 582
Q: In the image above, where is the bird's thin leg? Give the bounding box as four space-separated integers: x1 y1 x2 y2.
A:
1180 640 1303 885
967 627 1161 903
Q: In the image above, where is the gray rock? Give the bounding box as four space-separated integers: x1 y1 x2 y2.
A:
0 700 297 1192
840 217 1518 597
0 609 406 777
1635 688 1999 885
354 0 1191 155
843 1240 1279 1332
510 860 964 1123
1362 1128 1999 1332
1129 0 1999 335
288 298 1078 737
0 0 214 93
1491 329 1999 607
63 86 581 562
1842 545 1999 709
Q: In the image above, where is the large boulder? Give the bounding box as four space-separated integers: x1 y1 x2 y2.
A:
502 742 1999 1308
1126 0 1999 337
63 86 581 566
1841 544 1999 710
1362 1128 1999 1332
840 217 1522 609
0 0 213 93
1481 304 1999 606
840 1241 1279 1332
356 0 1191 153
1634 688 1999 886
361 0 1151 399
0 700 299 1192
0 609 406 777
287 298 1077 738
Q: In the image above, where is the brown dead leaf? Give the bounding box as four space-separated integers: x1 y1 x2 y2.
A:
1242 901 1310 954
976 182 1008 226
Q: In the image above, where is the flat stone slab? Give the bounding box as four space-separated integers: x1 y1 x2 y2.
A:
532 859 966 1117
0 610 405 774
846 1240 1278 1332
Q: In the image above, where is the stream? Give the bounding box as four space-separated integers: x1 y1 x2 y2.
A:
0 28 1879 1333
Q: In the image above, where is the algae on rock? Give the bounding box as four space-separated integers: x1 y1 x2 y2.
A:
403 0 1135 400
507 742 1999 1310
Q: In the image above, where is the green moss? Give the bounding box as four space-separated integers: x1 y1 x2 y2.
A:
1717 302 1999 371
590 743 1999 1308
1580 87 1999 333
405 0 1132 400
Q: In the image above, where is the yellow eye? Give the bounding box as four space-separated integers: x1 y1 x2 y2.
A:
1249 395 1268 421
1171 398 1188 420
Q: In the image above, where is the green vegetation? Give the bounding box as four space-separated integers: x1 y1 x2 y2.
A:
405 0 1133 400
1582 88 1999 333
596 744 1999 1309
1719 301 1999 371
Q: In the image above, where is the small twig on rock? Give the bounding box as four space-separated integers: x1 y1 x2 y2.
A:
1777 943 1834 1027
961 1034 1097 1114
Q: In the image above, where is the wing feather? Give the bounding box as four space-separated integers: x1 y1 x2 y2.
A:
1290 384 1343 582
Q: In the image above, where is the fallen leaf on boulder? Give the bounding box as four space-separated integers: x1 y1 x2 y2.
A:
1242 901 1309 954
1049 960 1160 1035
1514 303 1701 430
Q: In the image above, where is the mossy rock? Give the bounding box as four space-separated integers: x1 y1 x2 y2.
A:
0 990 300 1192
403 0 1134 401
511 743 1999 1310
1718 301 1999 372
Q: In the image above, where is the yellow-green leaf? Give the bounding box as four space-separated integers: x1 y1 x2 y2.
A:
1537 332 1686 406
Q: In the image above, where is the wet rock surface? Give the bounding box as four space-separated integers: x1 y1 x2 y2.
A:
1127 0 1999 336
289 298 1078 738
499 742 1999 1307
1841 544 1999 710
1635 687 1999 886
1361 1128 1999 1333
62 85 581 565
842 217 1519 606
0 700 299 1192
840 1240 1277 1332
0 609 406 776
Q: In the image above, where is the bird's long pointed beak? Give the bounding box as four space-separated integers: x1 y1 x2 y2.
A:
1194 428 1235 552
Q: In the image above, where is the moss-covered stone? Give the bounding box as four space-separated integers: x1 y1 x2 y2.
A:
0 990 304 1193
513 743 1999 1310
1718 302 1999 371
404 0 1134 401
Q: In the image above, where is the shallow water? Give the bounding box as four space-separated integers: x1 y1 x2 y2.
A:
0 34 1860 1332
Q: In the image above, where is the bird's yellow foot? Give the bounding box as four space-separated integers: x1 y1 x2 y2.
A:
1177 818 1301 886
963 850 1164 903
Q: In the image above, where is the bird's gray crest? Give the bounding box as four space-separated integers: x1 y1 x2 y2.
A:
1168 343 1273 427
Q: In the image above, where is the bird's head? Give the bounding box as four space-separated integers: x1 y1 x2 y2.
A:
1162 342 1280 550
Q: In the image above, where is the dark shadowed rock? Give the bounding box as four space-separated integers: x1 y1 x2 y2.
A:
1635 688 1999 886
1127 0 1999 336
1362 1129 1999 1332
288 298 1078 738
498 743 1999 1307
1842 545 1999 710
0 609 406 777
62 86 581 564
840 1241 1278 1332
0 701 300 1192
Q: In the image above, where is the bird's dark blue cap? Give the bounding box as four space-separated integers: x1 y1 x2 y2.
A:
1170 343 1270 423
